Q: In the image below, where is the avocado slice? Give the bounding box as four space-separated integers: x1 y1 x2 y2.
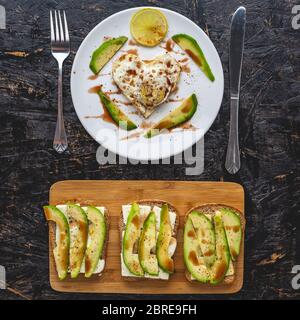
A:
138 211 159 275
156 204 174 274
172 34 215 82
210 214 230 284
189 211 216 268
90 36 128 74
84 206 106 278
98 90 138 131
123 203 144 276
145 94 198 138
44 206 70 280
220 208 242 261
183 217 211 282
67 204 88 279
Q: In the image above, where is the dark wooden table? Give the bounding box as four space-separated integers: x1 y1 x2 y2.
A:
0 0 299 300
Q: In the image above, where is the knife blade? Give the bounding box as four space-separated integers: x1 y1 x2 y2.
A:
225 6 246 174
229 7 246 97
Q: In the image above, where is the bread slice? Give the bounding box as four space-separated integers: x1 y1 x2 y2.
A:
49 202 109 279
184 203 245 285
119 199 179 281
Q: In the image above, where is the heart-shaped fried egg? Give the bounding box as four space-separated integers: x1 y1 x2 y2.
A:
112 53 181 118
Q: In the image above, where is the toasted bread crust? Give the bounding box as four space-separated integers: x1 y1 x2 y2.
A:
120 199 179 281
184 203 245 285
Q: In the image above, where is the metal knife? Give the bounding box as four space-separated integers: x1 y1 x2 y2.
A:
225 6 246 174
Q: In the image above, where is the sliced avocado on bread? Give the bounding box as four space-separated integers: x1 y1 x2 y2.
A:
83 206 107 278
209 214 230 284
120 200 178 280
184 204 244 285
220 207 242 261
189 211 216 268
66 204 89 278
44 206 70 280
44 203 108 280
138 211 159 276
90 36 128 74
157 204 174 274
184 217 211 283
122 203 144 276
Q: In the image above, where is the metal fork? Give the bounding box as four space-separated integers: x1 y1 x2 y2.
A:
50 10 70 153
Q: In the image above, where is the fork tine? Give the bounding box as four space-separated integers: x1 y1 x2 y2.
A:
58 10 65 42
54 10 60 42
50 10 55 42
63 11 69 43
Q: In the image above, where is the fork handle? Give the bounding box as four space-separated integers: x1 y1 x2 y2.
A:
53 61 68 153
225 97 240 174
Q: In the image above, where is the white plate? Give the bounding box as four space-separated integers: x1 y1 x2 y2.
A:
71 7 224 161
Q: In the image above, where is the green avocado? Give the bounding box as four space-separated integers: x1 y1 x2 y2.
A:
67 204 88 279
183 217 211 283
220 208 242 261
156 204 174 274
145 94 198 138
44 206 70 280
90 36 128 74
123 203 144 276
210 214 230 284
138 211 159 276
172 34 215 82
98 90 138 131
84 206 106 278
189 211 216 268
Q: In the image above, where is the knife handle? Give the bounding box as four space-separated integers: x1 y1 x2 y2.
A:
225 97 240 174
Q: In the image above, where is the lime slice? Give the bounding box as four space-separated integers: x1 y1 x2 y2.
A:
130 8 168 47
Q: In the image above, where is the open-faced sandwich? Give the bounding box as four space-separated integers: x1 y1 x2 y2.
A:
184 204 244 285
43 204 108 280
120 200 178 280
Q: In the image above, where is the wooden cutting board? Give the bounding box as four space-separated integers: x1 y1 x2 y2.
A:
48 180 245 294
